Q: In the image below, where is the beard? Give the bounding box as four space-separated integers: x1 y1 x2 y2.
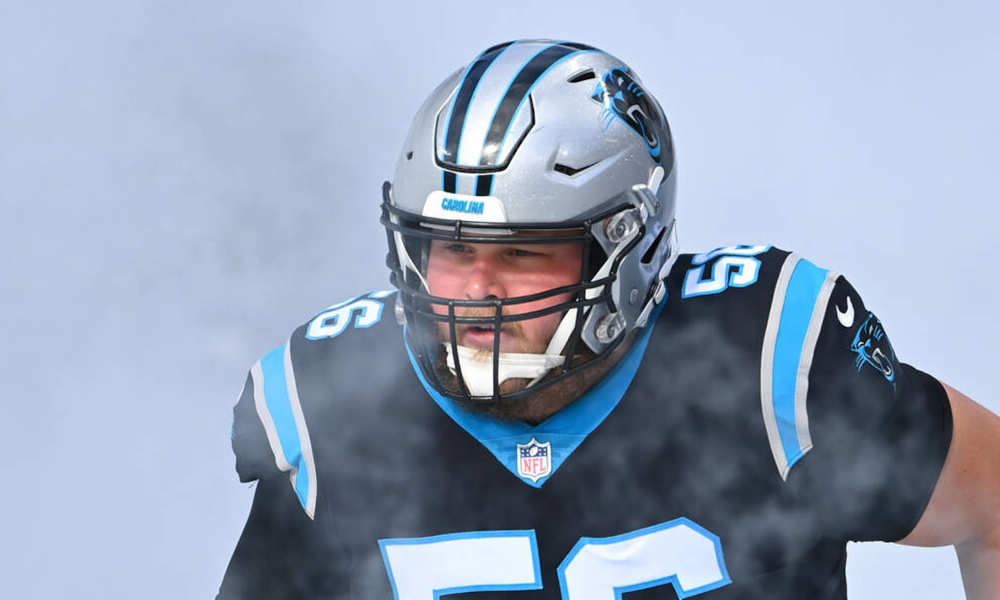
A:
424 305 628 423
433 306 554 418
432 338 602 423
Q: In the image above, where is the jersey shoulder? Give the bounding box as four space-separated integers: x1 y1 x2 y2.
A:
660 245 882 473
229 291 403 515
670 244 788 298
668 244 838 303
664 244 847 342
661 245 812 354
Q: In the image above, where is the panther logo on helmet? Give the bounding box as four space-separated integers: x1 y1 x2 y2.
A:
591 67 672 164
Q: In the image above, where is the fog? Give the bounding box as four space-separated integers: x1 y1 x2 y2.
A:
1 1 996 598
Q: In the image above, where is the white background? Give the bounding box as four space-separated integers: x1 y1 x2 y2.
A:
1 0 996 598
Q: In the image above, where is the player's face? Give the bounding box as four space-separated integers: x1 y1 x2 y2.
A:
425 237 584 354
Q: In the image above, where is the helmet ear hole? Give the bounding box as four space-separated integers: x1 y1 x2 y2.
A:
586 241 609 281
640 227 668 265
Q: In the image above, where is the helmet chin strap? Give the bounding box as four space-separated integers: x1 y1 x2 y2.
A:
444 306 580 397
444 344 566 398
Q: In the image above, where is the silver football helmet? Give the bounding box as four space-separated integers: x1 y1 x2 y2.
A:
382 39 678 404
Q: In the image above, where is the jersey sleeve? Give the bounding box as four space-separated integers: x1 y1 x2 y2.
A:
222 330 339 599
231 371 276 484
759 258 953 542
229 326 319 519
216 473 348 600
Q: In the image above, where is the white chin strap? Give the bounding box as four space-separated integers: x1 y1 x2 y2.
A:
444 345 565 397
443 308 579 397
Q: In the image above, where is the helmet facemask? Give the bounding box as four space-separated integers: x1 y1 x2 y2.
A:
382 181 675 411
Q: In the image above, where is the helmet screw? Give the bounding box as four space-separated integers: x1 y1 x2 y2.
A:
605 210 640 243
394 298 407 325
595 312 626 344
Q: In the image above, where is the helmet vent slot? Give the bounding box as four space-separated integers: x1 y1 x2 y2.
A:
405 151 414 160
567 69 596 83
640 227 667 265
553 161 599 177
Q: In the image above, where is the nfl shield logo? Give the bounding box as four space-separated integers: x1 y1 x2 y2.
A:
517 438 552 482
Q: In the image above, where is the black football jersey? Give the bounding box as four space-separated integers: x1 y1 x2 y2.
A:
218 246 951 600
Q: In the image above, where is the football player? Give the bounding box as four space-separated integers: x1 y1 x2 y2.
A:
218 40 1000 599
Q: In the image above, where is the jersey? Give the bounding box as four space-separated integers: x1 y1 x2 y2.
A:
217 245 952 600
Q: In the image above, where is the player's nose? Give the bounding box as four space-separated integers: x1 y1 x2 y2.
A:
463 255 506 301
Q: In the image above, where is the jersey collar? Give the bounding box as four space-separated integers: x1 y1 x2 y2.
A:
404 301 665 488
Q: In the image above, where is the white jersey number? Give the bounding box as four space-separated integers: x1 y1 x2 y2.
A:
306 291 395 340
682 245 770 298
380 518 730 600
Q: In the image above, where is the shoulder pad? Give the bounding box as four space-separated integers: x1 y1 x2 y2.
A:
230 290 398 518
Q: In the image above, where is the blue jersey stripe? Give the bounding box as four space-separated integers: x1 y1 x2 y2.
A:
260 345 311 510
771 259 829 469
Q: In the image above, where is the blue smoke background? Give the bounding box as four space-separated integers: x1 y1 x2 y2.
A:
0 1 996 598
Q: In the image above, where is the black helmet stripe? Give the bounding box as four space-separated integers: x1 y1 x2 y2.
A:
475 174 493 196
442 170 457 193
479 42 596 167
440 41 515 166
